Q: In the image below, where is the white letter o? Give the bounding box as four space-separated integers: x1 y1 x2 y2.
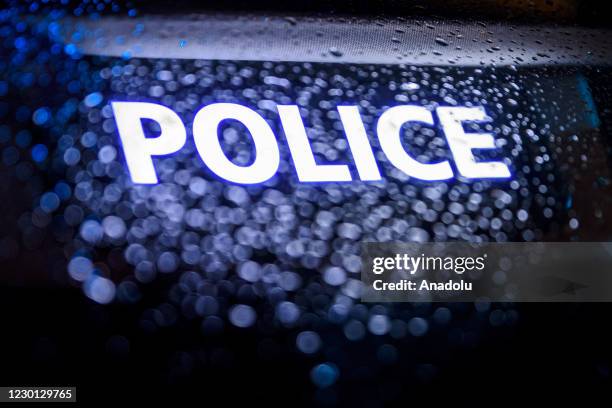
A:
193 103 280 184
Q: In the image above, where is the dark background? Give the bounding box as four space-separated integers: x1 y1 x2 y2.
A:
1 0 612 405
1 288 610 404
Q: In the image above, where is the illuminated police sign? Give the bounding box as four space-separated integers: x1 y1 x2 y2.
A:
111 102 511 184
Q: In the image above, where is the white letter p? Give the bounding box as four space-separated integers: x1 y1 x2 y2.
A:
112 102 186 184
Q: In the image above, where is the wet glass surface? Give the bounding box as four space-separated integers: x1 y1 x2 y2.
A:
1 1 612 404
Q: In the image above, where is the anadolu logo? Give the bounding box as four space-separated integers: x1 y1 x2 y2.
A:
111 102 512 184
